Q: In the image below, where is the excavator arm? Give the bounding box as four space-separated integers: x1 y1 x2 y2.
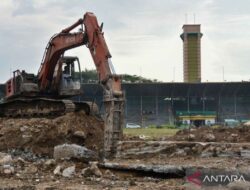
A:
38 19 86 91
38 12 124 157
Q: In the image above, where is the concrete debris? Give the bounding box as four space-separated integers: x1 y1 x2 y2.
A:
24 165 38 174
73 131 86 139
53 165 61 176
0 153 12 165
204 133 216 142
81 162 102 177
170 149 187 157
0 112 104 156
240 149 250 159
0 112 250 189
231 133 238 138
44 159 56 169
184 183 203 190
117 141 250 160
104 169 116 180
1 164 15 175
90 162 102 177
101 162 185 176
62 165 75 178
139 135 150 140
81 167 92 177
243 121 250 126
201 152 214 158
188 134 195 141
20 125 29 132
227 180 250 190
53 144 97 161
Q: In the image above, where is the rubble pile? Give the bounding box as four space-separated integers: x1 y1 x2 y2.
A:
0 111 104 156
0 150 186 189
173 126 250 142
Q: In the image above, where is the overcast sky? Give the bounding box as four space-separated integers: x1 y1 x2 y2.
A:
0 0 250 83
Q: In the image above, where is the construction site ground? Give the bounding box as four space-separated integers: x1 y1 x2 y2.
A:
0 113 249 189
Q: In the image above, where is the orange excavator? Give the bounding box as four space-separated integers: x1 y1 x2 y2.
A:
0 12 124 156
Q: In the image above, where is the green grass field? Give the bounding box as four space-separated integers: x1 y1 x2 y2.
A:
123 128 179 138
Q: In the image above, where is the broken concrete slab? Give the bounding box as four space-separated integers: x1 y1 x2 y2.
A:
241 149 250 159
100 162 185 177
62 165 75 178
53 144 97 161
116 141 250 160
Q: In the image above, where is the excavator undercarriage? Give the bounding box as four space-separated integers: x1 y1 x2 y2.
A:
0 98 98 117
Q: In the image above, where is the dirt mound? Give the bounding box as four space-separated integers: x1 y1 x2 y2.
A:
0 112 104 156
173 126 250 142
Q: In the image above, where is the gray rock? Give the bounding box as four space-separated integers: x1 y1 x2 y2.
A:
172 149 187 157
2 164 15 174
53 144 97 161
0 153 12 165
217 151 239 158
184 147 191 153
53 165 61 176
241 150 250 159
81 162 102 177
190 128 197 132
227 180 250 190
231 133 238 138
201 152 214 158
188 134 195 141
62 165 75 178
24 165 38 174
102 162 185 176
90 162 102 177
73 131 86 139
204 133 216 142
104 169 116 179
44 159 56 166
81 167 92 177
20 125 29 132
44 159 56 169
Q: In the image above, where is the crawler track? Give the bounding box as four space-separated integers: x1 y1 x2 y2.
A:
0 98 98 117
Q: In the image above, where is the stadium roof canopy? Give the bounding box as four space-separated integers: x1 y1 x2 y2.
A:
1 82 250 98
81 82 250 97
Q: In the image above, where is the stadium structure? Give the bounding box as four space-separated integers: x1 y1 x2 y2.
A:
1 24 249 127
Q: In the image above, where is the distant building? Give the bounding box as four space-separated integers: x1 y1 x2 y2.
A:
180 24 203 83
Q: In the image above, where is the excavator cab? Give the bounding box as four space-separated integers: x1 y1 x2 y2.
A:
52 56 81 97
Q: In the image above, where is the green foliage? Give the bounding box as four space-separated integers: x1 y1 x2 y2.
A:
80 69 98 83
122 74 160 83
77 69 161 83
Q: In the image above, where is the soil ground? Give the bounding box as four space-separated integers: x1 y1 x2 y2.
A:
0 114 249 189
